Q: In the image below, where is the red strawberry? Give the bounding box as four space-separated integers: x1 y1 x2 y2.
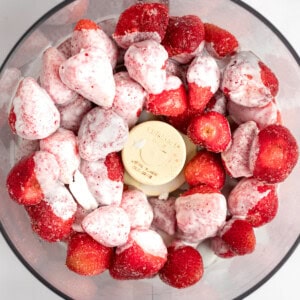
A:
220 218 256 255
228 177 278 227
162 15 205 63
159 245 204 288
258 61 279 97
66 232 113 276
210 236 236 258
204 23 239 58
25 184 77 242
184 150 226 190
74 19 100 31
104 152 124 182
188 84 214 113
249 124 299 183
109 229 167 280
6 151 59 205
113 3 169 49
146 76 188 117
187 111 231 153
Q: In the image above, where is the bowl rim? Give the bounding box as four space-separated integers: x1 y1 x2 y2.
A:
0 0 299 299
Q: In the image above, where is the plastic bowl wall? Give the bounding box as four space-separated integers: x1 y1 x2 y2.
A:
0 0 299 299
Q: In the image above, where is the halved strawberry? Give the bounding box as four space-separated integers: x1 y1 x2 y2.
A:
109 229 167 280
66 232 113 276
113 3 169 49
204 23 239 58
184 150 226 190
146 76 188 117
6 151 60 205
159 245 204 288
220 218 256 255
259 61 279 97
74 19 100 31
187 111 231 152
162 15 205 63
249 124 299 183
104 152 124 182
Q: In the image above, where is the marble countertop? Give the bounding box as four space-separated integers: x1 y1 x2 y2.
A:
0 0 299 299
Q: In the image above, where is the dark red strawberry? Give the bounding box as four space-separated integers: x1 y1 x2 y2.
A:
187 111 231 152
104 152 124 182
259 61 279 97
204 23 239 58
184 150 226 190
66 232 113 276
159 245 204 288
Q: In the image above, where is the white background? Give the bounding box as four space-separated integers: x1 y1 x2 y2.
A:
0 0 299 299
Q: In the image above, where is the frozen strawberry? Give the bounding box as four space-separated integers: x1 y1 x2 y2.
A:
159 244 203 288
204 23 239 59
66 232 113 276
228 177 278 227
113 3 169 49
59 47 115 108
181 184 221 196
40 47 77 105
109 229 167 280
149 197 176 236
175 190 227 242
8 77 60 140
227 98 280 129
58 94 93 133
205 91 227 115
80 153 124 206
78 107 128 161
71 19 118 68
210 236 236 258
124 40 168 94
187 111 231 152
162 15 205 64
120 189 153 230
184 150 226 190
249 124 299 183
221 121 259 178
6 151 59 205
259 61 279 97
112 72 147 128
146 75 188 117
26 183 77 242
187 54 220 113
82 206 130 247
219 218 256 255
40 128 80 184
221 51 275 108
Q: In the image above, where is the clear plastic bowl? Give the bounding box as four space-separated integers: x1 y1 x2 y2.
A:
0 1 299 299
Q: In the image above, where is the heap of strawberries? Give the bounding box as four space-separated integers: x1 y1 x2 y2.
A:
5 2 299 290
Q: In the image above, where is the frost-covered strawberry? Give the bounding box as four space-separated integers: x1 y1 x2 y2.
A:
40 128 80 184
8 77 60 140
187 54 220 113
175 189 227 242
6 151 59 206
184 150 226 190
204 23 239 59
113 3 169 49
26 183 77 242
228 177 278 227
120 189 153 230
80 152 124 206
66 232 114 276
59 47 115 107
187 111 231 153
249 124 298 183
109 229 167 280
40 47 77 105
82 205 130 247
159 244 204 288
71 19 118 68
77 107 128 161
258 61 279 97
124 40 168 94
162 15 205 64
112 72 147 128
146 75 188 117
221 121 259 178
210 236 236 258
